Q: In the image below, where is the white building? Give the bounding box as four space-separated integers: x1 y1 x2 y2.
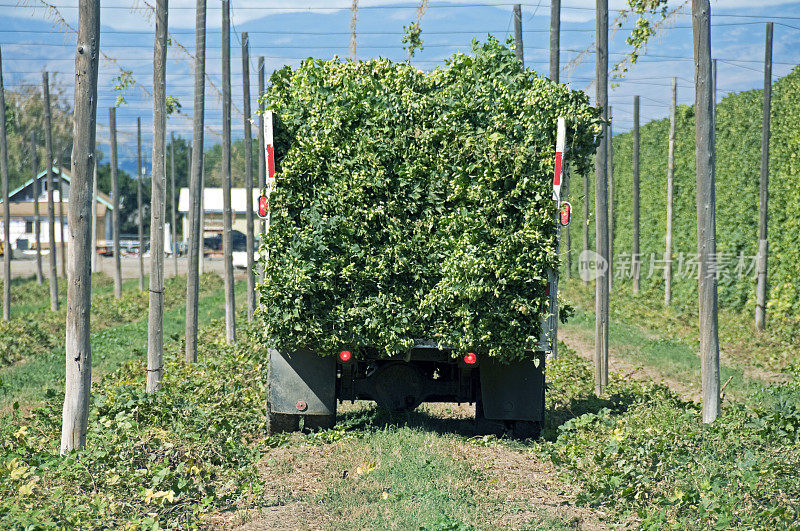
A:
177 187 261 243
0 167 114 252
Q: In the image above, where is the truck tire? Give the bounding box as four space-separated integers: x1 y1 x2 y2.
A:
511 420 542 440
474 398 504 437
475 399 542 439
303 414 336 431
266 410 299 435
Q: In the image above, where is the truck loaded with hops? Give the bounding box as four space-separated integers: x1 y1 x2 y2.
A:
256 39 600 438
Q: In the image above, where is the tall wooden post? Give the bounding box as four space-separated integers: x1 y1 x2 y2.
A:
712 58 717 127
257 56 267 252
549 0 560 82
137 117 144 292
32 132 44 284
582 171 589 285
633 95 641 294
756 23 772 331
0 47 9 321
665 78 676 305
513 4 524 66
185 0 206 363
594 0 609 396
91 143 97 273
607 106 614 292
186 143 191 262
693 0 720 423
242 32 255 321
57 146 66 278
170 132 177 277
109 107 121 298
43 72 59 311
221 0 236 343
196 146 204 277
147 0 168 394
61 0 99 454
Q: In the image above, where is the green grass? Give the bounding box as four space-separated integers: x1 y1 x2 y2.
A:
0 275 239 415
305 423 576 530
561 281 784 401
4 274 68 315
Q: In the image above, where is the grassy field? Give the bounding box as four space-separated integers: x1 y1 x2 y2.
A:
0 273 232 414
1 275 799 529
561 281 796 401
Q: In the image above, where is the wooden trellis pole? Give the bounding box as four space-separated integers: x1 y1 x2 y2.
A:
595 0 609 396
185 0 206 362
633 95 640 294
146 0 168 393
608 106 614 292
665 78 676 306
0 46 9 321
693 0 720 423
756 23 773 331
550 0 560 82
32 132 44 284
91 143 97 273
137 117 145 292
221 0 236 343
583 171 589 285
57 145 66 278
513 4 523 66
60 0 99 454
43 72 59 311
170 132 178 277
109 107 121 298
242 32 256 321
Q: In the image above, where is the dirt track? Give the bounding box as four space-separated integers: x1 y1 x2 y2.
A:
209 402 612 531
6 255 248 279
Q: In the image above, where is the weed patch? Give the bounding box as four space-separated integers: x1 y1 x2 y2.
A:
0 319 269 528
544 348 800 529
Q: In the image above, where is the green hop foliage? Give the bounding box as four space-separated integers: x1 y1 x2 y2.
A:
165 95 182 115
257 38 600 362
112 68 134 107
402 22 423 59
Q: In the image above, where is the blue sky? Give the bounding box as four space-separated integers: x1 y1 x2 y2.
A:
1 1 799 176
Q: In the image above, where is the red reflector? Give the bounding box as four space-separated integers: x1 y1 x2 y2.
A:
267 144 276 180
339 350 352 362
545 282 551 297
559 201 572 227
463 352 477 365
257 195 269 218
553 151 563 187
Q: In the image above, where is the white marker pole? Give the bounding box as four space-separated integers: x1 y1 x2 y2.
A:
553 117 566 202
262 110 275 227
549 117 567 359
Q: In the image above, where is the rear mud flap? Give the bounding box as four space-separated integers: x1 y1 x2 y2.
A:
479 353 545 422
267 349 336 416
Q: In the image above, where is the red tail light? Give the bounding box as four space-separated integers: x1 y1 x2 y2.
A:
559 201 572 227
463 352 477 365
257 195 269 218
339 350 352 362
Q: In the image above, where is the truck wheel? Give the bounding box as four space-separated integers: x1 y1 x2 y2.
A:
266 410 299 435
303 414 336 431
511 420 542 440
474 398 504 437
